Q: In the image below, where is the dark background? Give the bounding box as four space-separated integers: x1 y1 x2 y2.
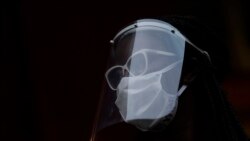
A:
1 0 250 141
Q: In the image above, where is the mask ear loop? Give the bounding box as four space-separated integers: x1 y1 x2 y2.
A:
177 85 187 96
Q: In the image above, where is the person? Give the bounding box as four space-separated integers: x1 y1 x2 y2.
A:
90 17 249 141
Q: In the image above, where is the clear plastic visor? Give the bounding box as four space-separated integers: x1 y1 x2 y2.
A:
106 26 186 95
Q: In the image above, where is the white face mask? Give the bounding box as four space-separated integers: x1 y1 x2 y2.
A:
115 60 185 131
105 49 186 131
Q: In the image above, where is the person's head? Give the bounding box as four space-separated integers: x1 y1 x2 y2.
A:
92 17 248 141
104 19 210 131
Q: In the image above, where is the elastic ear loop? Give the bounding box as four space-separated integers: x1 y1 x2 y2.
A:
177 85 187 96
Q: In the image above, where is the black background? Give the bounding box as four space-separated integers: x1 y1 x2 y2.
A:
1 0 250 141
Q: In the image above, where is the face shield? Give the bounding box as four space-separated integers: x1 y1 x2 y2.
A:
91 19 211 141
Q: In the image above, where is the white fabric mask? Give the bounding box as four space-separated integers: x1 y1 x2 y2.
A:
114 60 186 131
